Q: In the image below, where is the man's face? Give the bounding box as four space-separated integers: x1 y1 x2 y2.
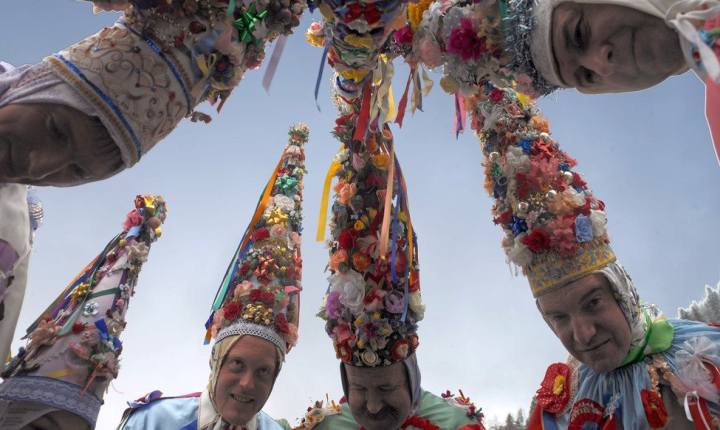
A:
0 103 121 186
537 274 632 373
345 361 412 430
551 2 684 93
213 336 278 426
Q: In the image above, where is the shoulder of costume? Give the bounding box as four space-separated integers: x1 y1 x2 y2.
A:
118 391 200 429
258 410 292 430
415 390 485 429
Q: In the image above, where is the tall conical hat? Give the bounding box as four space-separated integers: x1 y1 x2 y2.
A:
0 195 167 427
205 124 309 356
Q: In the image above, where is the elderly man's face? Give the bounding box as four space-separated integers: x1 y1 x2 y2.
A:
213 336 279 426
537 274 632 373
551 3 684 93
0 103 121 186
345 361 412 430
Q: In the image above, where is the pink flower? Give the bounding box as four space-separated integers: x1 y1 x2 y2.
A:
446 18 486 61
123 210 144 231
326 291 343 319
418 36 443 68
394 25 414 45
548 216 578 257
286 323 299 347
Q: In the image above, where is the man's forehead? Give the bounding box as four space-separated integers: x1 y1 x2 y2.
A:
538 275 611 310
347 363 406 384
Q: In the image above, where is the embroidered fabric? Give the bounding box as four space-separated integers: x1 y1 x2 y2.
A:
215 321 286 355
0 376 101 427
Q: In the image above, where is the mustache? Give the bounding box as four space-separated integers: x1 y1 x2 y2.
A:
364 406 399 421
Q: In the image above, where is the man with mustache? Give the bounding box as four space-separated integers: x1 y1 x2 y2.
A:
117 125 308 430
293 124 485 430
480 85 720 428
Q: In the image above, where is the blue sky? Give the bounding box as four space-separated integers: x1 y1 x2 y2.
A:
3 1 720 428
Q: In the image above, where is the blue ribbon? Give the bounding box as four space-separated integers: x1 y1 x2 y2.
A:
314 44 330 111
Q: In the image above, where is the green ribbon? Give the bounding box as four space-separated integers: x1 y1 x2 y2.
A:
232 3 268 47
276 176 298 195
620 311 675 367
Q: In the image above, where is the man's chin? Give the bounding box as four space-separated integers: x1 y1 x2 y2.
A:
358 417 403 430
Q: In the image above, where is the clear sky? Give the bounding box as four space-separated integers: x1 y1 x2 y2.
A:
3 1 720 428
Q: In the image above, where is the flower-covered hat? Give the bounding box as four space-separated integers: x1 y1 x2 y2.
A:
48 0 305 166
0 195 167 427
204 124 308 356
318 121 423 368
477 86 615 297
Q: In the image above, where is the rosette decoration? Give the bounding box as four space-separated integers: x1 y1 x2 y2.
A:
0 195 167 428
204 124 308 355
472 84 615 297
54 0 306 166
317 106 423 367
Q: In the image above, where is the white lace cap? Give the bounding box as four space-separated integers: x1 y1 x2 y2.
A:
215 321 287 358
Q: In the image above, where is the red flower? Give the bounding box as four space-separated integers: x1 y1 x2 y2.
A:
394 25 414 45
447 18 487 61
274 312 289 334
401 416 440 430
391 338 410 361
515 172 531 200
344 2 381 24
239 263 250 277
493 210 513 226
123 210 144 231
249 289 262 303
459 426 485 430
335 341 353 362
338 229 357 250
535 363 571 414
522 228 551 252
261 291 276 305
72 322 86 334
253 227 270 243
568 399 605 430
641 389 668 428
223 302 242 321
572 172 587 189
489 88 504 104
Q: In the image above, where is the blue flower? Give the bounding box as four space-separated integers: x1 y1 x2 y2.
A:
519 139 533 154
559 162 569 171
575 214 593 242
510 216 528 235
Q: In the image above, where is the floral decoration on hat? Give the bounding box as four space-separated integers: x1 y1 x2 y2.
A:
468 85 615 297
205 124 308 353
317 107 422 367
0 195 167 427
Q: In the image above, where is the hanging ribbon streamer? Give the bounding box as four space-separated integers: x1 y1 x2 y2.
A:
685 392 714 430
353 80 373 142
377 136 395 260
316 160 342 242
453 92 467 138
262 35 288 93
395 68 414 128
314 44 330 111
706 79 720 166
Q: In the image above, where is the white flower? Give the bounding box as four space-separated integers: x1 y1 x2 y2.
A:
564 188 586 208
507 234 533 267
334 149 350 163
128 242 149 264
589 210 608 237
329 270 366 315
274 195 295 212
409 292 425 321
504 146 530 173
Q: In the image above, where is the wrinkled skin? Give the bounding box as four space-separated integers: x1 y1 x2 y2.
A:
552 3 685 93
345 361 412 430
213 336 278 426
537 273 633 373
0 103 122 186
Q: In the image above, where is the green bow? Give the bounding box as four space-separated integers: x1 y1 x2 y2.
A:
620 311 674 367
232 3 268 47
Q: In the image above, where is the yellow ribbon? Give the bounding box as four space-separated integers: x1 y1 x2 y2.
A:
46 368 73 378
192 53 218 99
316 161 342 242
377 145 395 260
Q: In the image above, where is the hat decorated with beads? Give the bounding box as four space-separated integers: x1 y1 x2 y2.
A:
204 124 308 356
47 0 306 166
476 86 615 297
317 120 423 368
0 195 167 427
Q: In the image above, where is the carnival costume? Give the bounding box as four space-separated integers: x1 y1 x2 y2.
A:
0 195 167 430
529 0 720 163
476 82 720 428
118 124 308 430
287 92 484 429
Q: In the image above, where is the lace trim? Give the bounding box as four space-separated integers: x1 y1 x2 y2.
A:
216 322 286 355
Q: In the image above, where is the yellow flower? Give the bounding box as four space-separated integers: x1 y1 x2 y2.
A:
340 68 370 83
407 0 432 30
266 207 289 225
440 75 459 94
552 375 566 396
372 153 390 169
71 282 90 300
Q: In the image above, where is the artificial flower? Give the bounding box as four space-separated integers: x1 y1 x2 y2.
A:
535 363 571 413
363 288 386 312
330 270 366 314
253 227 270 242
360 348 379 366
274 312 290 334
384 290 405 314
548 216 578 257
446 18 486 61
352 252 371 272
574 214 594 243
394 25 414 45
326 291 343 319
409 291 425 320
123 209 144 231
641 389 668 428
417 36 443 68
329 249 349 271
522 228 551 252
391 338 410 361
223 302 242 321
589 210 608 238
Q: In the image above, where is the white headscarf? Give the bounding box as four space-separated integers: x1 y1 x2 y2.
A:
531 0 720 90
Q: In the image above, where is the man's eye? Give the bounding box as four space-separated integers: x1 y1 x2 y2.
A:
579 67 595 85
47 115 68 141
573 18 584 48
379 386 396 393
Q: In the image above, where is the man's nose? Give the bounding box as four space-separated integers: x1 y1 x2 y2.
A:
571 316 597 346
582 43 615 77
365 392 384 414
237 371 255 391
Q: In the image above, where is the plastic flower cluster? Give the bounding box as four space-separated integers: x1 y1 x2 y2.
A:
90 0 306 106
291 398 344 429
319 106 423 368
313 0 407 97
207 124 308 349
2 195 168 389
468 84 611 292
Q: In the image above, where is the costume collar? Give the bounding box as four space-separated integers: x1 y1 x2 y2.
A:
197 390 258 430
620 312 674 367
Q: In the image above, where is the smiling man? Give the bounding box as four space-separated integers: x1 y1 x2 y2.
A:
481 87 720 428
117 125 309 430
